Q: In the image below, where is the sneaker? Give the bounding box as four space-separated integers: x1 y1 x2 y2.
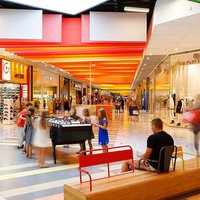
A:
17 145 24 149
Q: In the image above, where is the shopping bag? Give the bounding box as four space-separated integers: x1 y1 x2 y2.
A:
182 110 200 123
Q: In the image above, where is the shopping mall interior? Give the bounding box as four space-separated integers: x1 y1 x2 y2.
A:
0 0 200 199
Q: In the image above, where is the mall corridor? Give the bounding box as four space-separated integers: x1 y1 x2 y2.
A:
0 112 199 200
0 0 200 199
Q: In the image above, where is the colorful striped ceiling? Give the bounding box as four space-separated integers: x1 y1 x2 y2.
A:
3 14 146 95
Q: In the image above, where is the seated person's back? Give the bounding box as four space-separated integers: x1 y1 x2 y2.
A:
147 130 174 170
121 118 174 172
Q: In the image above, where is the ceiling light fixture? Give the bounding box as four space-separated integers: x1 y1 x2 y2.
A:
124 6 149 13
175 48 178 51
4 0 108 15
144 64 147 66
147 57 150 60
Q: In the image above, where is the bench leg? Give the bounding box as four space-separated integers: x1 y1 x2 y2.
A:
107 163 110 177
79 171 82 183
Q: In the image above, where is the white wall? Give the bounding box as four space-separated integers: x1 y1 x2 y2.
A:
153 0 200 26
0 9 42 39
187 64 200 97
90 12 146 42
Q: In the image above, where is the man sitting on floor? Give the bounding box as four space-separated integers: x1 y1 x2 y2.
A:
121 118 174 172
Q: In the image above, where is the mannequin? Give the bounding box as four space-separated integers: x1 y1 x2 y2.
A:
176 98 185 126
169 95 175 124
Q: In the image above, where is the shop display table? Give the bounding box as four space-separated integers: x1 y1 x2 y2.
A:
50 124 93 164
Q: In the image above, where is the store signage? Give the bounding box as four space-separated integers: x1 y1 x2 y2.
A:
14 73 24 79
44 75 52 80
2 59 11 81
74 83 81 90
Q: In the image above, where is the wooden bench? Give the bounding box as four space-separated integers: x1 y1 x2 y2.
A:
64 158 200 200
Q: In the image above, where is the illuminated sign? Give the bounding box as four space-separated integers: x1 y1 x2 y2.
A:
2 60 11 81
74 83 82 90
14 73 24 79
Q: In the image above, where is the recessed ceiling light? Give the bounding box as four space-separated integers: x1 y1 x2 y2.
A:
175 48 178 51
144 64 147 66
147 57 150 60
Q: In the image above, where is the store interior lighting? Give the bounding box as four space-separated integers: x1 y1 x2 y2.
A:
4 0 108 15
124 6 149 13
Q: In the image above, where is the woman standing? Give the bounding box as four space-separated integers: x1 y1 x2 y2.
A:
33 110 51 168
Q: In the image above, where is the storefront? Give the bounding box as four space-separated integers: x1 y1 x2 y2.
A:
82 83 88 105
70 80 82 105
0 58 30 124
60 76 70 100
33 66 59 113
146 50 200 125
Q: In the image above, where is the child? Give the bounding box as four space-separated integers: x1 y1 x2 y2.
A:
24 107 35 158
78 108 94 154
95 108 109 153
33 110 50 168
63 110 69 121
70 106 80 120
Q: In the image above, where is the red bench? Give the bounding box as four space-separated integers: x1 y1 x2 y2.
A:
78 145 134 191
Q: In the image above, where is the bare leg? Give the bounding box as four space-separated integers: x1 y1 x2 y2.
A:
88 140 93 154
39 147 48 167
121 160 132 172
25 144 29 157
28 146 32 158
102 145 108 153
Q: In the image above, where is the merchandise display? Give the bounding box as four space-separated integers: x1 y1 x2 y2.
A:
3 99 14 125
0 84 20 122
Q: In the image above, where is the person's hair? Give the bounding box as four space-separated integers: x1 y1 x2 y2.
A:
27 107 35 118
70 106 76 114
98 108 107 123
151 118 163 129
83 108 90 117
26 102 33 107
39 110 49 129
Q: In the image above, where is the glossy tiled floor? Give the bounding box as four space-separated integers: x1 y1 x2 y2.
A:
0 110 199 200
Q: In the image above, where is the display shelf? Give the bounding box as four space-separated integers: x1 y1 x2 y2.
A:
0 84 20 122
3 99 14 125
